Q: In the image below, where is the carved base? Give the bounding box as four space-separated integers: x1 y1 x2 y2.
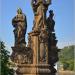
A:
16 64 52 75
11 46 33 64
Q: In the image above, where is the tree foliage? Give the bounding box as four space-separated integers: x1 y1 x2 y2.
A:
59 45 74 71
0 41 14 75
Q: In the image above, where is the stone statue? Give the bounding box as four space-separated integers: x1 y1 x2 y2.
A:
46 10 55 32
31 0 51 31
11 0 59 75
12 8 27 46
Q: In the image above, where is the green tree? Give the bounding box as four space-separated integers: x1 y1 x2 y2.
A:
59 45 74 71
0 41 14 75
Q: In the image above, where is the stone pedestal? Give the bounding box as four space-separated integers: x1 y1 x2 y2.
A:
16 64 51 75
11 46 33 64
12 30 51 75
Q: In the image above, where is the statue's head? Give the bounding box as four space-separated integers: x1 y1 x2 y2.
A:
17 8 22 14
49 10 54 17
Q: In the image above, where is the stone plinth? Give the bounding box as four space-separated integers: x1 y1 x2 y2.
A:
16 64 51 75
11 46 33 64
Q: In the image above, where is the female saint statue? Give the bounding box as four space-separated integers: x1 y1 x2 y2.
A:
12 8 27 46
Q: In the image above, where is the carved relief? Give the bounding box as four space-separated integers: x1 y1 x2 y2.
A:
39 29 48 63
11 47 33 64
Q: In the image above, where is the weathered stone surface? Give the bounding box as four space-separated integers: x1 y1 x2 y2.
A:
11 0 59 75
16 64 51 75
11 46 33 64
12 8 27 46
31 0 51 31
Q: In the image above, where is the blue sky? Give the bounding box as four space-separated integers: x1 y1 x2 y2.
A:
0 0 74 53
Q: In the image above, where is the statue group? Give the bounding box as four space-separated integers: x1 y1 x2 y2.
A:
11 0 59 75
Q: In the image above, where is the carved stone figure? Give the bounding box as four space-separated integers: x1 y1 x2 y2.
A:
47 10 55 32
12 8 27 46
31 0 51 31
39 29 48 63
46 10 59 67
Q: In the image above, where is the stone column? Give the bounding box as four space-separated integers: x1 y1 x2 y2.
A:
28 31 40 64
